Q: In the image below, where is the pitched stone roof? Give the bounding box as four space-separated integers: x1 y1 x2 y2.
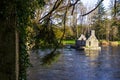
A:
87 30 98 41
78 34 86 40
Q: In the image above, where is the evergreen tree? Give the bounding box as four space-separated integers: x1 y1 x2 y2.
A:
110 0 120 40
91 0 106 39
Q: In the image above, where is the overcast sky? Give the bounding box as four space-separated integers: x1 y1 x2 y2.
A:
81 0 110 10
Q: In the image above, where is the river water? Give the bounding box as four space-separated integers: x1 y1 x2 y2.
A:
27 46 120 80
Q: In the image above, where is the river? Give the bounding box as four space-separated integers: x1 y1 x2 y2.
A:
27 46 120 80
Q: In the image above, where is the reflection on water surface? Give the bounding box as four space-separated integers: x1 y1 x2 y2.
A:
27 46 120 80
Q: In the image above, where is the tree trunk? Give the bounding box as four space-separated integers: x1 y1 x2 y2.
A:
0 1 19 80
0 24 19 80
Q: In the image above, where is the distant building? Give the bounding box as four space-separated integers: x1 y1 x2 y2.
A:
76 34 86 48
78 34 86 41
76 30 101 50
86 30 99 47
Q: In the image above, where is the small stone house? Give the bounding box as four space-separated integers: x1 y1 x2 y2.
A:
75 30 100 50
76 34 86 47
86 30 99 47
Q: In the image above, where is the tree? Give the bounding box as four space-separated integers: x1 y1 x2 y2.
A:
110 0 120 40
16 0 45 79
91 0 106 39
0 0 45 80
0 1 17 80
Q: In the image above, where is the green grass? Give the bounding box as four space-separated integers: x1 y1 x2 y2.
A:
62 40 120 45
62 40 75 45
118 41 120 44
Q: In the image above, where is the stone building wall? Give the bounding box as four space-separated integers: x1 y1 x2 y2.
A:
86 30 99 47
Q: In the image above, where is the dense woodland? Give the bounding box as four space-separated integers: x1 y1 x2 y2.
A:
31 0 120 41
0 0 120 80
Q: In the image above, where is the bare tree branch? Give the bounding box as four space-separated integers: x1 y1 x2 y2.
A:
39 0 80 22
39 0 63 22
70 0 80 6
114 0 117 18
81 0 104 16
50 1 69 54
71 6 75 15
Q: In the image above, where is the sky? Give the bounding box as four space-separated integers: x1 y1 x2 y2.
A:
81 0 110 10
76 0 111 24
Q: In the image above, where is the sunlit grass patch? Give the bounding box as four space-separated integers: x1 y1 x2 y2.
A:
118 41 120 45
62 40 75 45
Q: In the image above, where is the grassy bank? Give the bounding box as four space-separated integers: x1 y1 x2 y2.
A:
62 40 75 45
62 40 120 46
118 41 120 45
100 40 120 46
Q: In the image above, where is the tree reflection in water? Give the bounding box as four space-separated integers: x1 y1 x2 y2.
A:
28 46 120 80
41 51 62 66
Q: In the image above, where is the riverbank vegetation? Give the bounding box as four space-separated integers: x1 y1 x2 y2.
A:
100 40 120 46
62 40 75 45
62 39 120 46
